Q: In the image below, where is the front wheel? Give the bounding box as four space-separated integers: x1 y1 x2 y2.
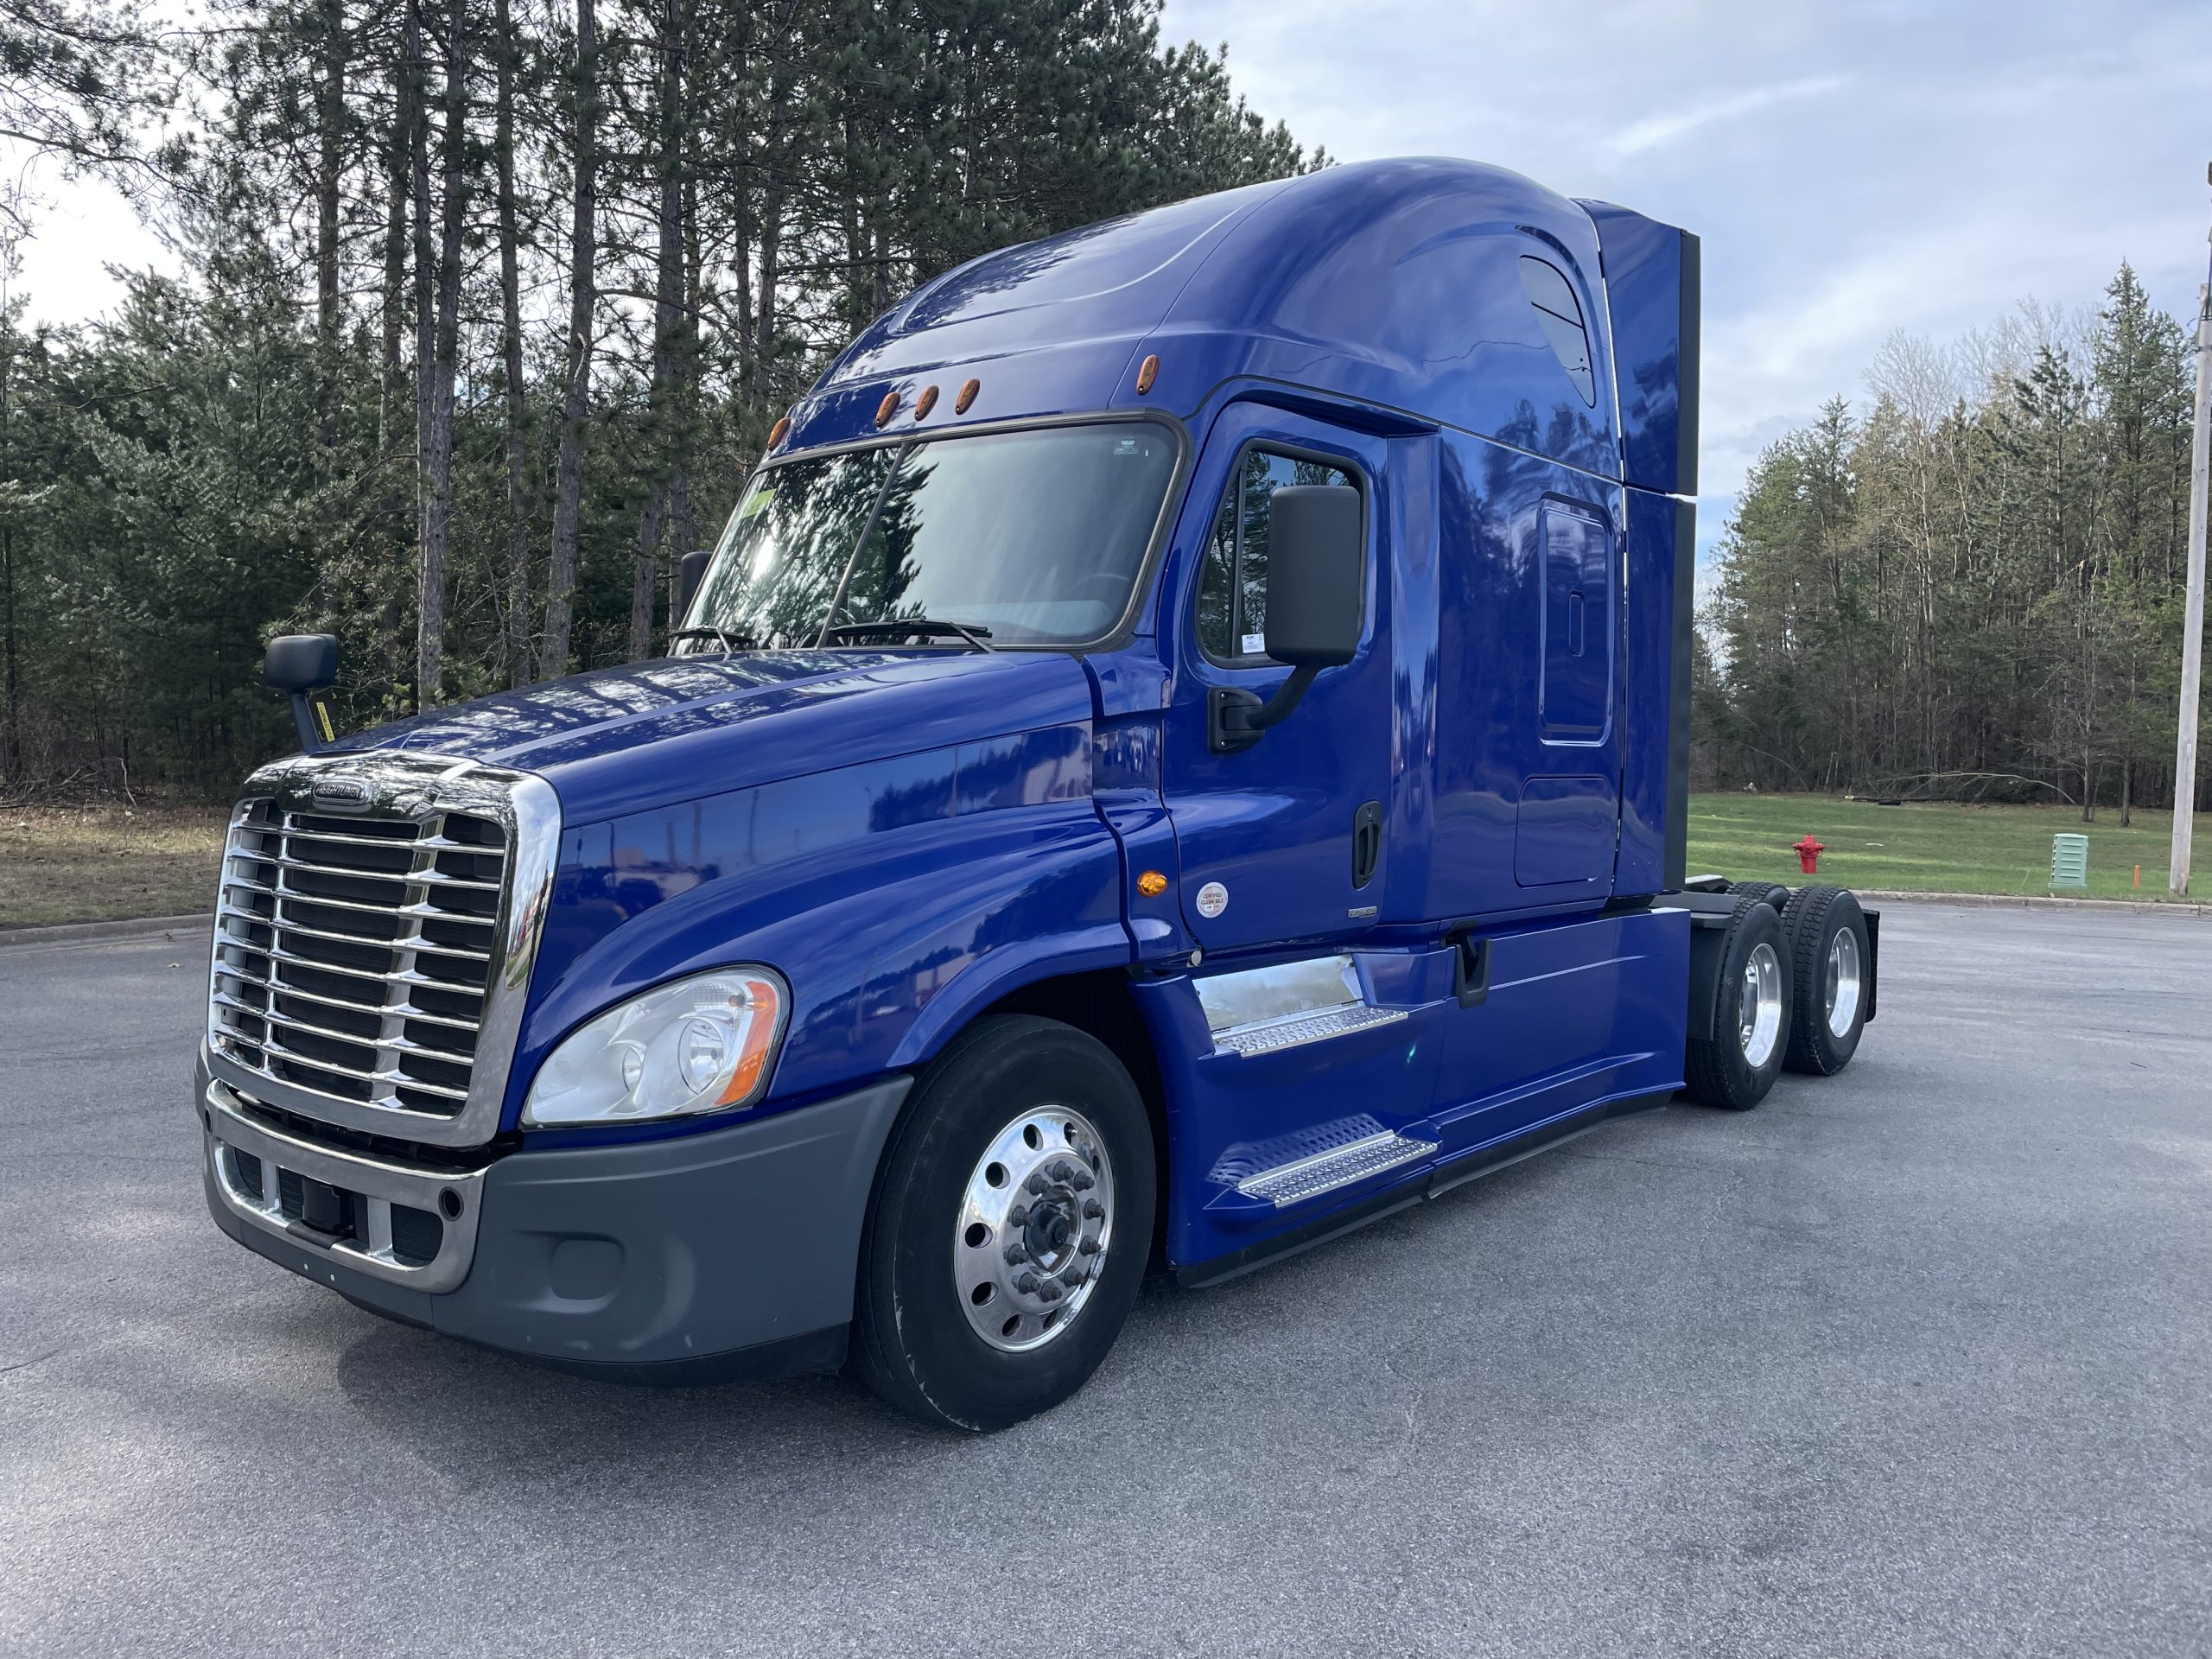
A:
853 1014 1155 1432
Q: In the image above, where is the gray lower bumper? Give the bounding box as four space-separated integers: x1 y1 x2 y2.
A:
198 1050 911 1379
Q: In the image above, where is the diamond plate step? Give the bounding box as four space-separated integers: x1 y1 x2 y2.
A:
1234 1130 1433 1208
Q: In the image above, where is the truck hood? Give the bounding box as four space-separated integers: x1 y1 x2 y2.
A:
332 649 1099 826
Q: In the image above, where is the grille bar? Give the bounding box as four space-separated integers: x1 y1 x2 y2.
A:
211 969 482 1032
216 901 494 963
210 990 478 1065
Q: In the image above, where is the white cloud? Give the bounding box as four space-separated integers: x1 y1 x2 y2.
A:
1607 75 1849 158
1167 0 2212 524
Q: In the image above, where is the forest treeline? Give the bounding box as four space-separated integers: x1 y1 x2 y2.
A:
1699 266 2206 819
0 0 1320 791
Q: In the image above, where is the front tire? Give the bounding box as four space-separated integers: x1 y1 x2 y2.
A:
1684 895 1790 1110
853 1014 1155 1432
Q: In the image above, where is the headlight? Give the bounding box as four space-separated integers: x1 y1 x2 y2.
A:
523 968 788 1127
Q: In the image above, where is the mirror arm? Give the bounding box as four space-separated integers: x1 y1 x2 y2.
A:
289 690 330 753
1207 663 1320 754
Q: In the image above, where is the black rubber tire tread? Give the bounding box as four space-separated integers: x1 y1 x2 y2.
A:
1683 894 1790 1111
1779 884 1868 1076
1724 880 1791 911
852 1014 1155 1433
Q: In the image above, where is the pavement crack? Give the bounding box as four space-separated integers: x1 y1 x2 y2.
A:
0 1348 62 1380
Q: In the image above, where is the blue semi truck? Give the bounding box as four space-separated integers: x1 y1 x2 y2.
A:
195 158 1877 1431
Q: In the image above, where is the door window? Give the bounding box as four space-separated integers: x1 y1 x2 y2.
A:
1197 447 1356 664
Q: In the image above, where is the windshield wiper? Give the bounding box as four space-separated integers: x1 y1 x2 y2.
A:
820 618 998 653
667 625 756 656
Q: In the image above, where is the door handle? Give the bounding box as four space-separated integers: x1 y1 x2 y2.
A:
1567 590 1586 656
1352 800 1382 890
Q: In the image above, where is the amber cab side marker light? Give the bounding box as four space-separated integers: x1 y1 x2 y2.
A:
874 391 899 428
955 378 980 414
1136 870 1168 898
766 416 791 449
1135 353 1159 395
914 385 939 420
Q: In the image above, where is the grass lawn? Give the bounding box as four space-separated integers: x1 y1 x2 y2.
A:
2 788 2208 931
1686 792 2212 901
0 803 230 929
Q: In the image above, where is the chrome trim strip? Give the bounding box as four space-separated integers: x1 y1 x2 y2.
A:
206 752 560 1148
201 1070 485 1293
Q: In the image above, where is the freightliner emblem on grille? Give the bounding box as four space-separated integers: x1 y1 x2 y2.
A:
309 777 372 809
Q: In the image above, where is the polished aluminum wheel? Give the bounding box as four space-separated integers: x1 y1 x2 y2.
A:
1825 925 1862 1039
1738 941 1784 1069
954 1105 1116 1354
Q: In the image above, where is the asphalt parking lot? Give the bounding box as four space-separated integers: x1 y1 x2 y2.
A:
3 904 2209 1656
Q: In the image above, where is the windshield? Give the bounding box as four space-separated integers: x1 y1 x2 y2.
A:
679 423 1179 651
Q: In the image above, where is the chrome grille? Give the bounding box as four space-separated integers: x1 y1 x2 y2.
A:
204 753 560 1149
212 804 507 1116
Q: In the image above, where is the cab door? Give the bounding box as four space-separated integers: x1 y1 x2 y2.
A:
1159 408 1392 955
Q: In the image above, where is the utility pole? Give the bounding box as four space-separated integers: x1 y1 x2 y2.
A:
2171 162 2212 895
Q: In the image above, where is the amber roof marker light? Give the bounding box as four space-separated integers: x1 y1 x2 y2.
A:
1135 353 1159 395
874 391 899 428
914 385 939 420
766 416 791 449
955 378 980 415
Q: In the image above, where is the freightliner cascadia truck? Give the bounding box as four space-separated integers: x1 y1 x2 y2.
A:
196 158 1878 1431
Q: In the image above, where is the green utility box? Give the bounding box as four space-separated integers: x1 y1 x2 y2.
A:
2050 832 2089 891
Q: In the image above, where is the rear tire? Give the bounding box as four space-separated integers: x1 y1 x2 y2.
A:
1779 886 1869 1075
1684 895 1790 1110
853 1014 1155 1433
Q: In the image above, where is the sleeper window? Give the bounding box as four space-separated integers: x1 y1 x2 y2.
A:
1197 448 1355 662
1518 255 1596 408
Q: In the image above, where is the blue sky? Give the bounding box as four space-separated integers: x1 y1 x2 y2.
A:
9 1 2209 567
1162 0 2212 563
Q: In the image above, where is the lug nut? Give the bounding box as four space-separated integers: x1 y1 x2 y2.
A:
1062 1263 1089 1287
1070 1171 1096 1192
1026 1171 1053 1195
1014 1272 1040 1295
1039 1280 1065 1303
1050 1160 1075 1183
1003 1241 1031 1265
1083 1199 1105 1219
1077 1236 1102 1255
1007 1204 1031 1227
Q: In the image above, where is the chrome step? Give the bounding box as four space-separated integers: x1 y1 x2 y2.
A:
1213 1002 1408 1058
1235 1130 1432 1208
1194 954 1409 1058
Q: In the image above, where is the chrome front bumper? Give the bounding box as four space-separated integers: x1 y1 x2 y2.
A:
200 1059 486 1294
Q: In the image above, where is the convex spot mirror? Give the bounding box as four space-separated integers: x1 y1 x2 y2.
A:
1208 483 1364 753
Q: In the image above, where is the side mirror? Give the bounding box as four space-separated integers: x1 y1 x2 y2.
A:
677 549 711 621
1209 485 1363 753
264 632 339 752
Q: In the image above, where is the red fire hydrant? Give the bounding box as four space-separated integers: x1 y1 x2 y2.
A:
1793 835 1825 875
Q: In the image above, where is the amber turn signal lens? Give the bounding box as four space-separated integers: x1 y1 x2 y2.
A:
1136 870 1168 898
956 378 980 414
914 385 938 420
766 416 790 448
715 974 784 1107
874 391 899 428
1135 353 1159 395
